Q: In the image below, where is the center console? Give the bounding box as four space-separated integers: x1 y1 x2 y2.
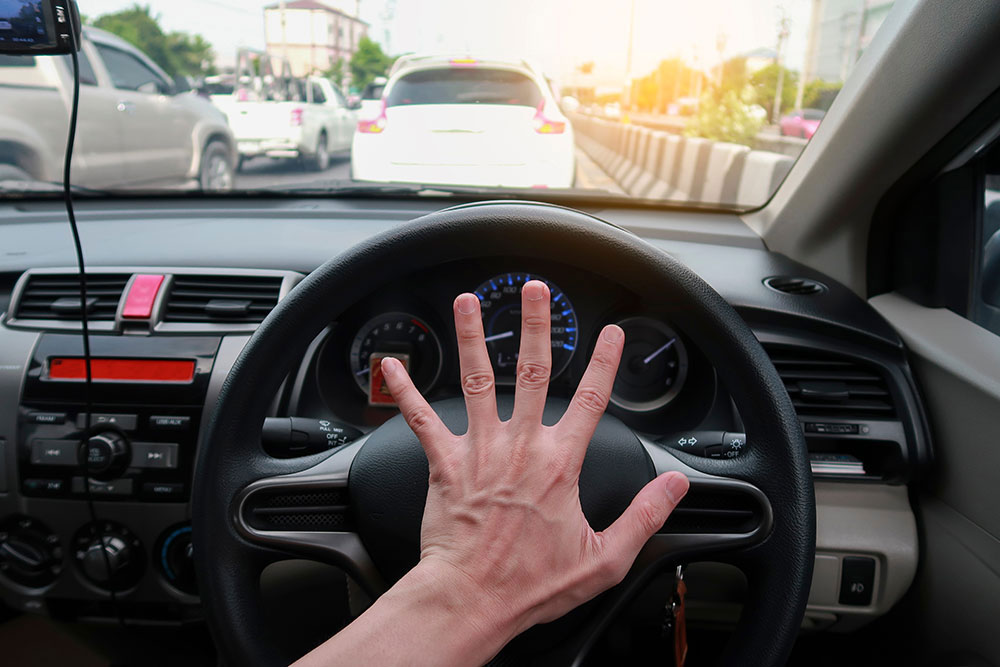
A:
0 267 299 623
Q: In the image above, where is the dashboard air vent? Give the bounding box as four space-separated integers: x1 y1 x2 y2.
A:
14 273 128 321
764 276 826 295
164 275 282 324
767 346 896 418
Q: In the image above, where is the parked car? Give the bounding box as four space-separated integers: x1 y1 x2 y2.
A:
780 108 826 138
351 55 575 188
0 27 236 191
213 75 358 171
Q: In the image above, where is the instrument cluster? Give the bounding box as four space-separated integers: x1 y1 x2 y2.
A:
293 260 716 435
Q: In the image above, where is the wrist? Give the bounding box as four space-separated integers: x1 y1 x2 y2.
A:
405 557 522 661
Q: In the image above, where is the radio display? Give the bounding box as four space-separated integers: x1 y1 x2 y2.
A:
48 357 196 382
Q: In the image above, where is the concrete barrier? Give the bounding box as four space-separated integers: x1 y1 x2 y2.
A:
569 112 793 207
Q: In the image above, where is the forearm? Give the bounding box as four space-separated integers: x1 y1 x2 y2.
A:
293 561 516 667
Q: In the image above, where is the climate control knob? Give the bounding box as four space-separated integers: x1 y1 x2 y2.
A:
80 432 130 479
0 516 62 588
73 522 143 590
81 535 131 584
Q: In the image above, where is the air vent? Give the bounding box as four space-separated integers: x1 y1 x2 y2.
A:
764 276 826 295
767 346 896 418
14 273 128 321
163 275 282 324
244 488 353 532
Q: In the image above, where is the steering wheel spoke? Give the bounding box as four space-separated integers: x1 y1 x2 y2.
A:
232 438 387 596
638 437 773 565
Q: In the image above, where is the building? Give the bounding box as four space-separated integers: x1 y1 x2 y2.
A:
264 0 368 78
809 0 893 83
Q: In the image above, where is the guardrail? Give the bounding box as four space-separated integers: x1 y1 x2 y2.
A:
569 112 795 208
581 110 808 158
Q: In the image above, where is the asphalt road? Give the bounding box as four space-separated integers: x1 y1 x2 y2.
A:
236 154 352 190
234 146 622 193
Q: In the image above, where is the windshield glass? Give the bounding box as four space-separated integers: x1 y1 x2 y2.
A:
0 0 896 208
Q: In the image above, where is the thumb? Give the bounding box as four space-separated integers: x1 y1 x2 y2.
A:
598 471 690 579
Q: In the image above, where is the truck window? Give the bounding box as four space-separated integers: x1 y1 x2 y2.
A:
95 44 169 93
310 82 327 104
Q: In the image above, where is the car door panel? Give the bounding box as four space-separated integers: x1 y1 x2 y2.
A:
93 44 191 185
870 293 1000 665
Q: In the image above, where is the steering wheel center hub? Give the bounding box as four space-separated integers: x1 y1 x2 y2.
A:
349 397 655 584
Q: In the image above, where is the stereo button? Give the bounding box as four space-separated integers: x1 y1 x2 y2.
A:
131 443 178 469
149 416 190 431
30 440 78 466
28 412 66 425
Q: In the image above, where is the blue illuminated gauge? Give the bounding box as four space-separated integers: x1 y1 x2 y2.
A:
610 317 688 412
473 273 577 383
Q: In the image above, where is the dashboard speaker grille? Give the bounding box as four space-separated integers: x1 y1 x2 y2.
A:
766 346 896 418
163 275 282 324
244 487 353 532
14 273 128 321
764 276 826 295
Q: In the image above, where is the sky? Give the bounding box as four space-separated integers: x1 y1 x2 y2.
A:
78 0 815 84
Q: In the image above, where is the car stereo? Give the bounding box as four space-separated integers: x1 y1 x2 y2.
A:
0 0 80 55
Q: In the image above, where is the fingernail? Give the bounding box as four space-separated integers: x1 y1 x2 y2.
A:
664 473 689 504
381 357 398 375
456 294 478 315
524 281 547 301
603 325 623 343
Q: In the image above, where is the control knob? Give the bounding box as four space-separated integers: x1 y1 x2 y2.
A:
79 431 130 479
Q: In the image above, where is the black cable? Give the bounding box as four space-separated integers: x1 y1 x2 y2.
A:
62 31 126 629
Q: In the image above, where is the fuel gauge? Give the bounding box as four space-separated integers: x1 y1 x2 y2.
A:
611 317 688 412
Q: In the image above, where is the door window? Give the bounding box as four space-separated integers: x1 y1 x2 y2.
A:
95 44 169 93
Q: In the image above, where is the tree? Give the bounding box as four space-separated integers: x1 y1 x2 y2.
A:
749 63 798 118
324 57 346 88
350 36 393 91
93 5 216 78
803 79 842 111
685 88 765 146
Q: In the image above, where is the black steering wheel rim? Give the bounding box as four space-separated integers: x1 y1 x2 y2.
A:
193 200 815 666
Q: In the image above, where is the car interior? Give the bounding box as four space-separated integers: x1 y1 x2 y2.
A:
1 0 1000 665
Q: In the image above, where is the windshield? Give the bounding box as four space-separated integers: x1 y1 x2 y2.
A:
0 0 896 208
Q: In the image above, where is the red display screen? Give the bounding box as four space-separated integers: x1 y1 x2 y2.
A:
48 358 196 383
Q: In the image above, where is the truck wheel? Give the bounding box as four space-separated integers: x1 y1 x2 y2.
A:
310 132 330 171
0 163 33 182
199 141 235 192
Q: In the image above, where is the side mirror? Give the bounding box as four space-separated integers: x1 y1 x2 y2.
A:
172 76 192 95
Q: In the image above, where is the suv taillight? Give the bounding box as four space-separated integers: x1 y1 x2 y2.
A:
357 100 387 134
533 101 566 134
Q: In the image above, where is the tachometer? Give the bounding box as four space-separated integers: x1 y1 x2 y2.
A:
473 273 577 383
611 317 688 412
350 313 443 405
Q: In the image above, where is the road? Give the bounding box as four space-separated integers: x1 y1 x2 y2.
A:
235 146 622 193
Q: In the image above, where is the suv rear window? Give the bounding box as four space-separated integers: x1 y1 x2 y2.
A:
386 68 541 107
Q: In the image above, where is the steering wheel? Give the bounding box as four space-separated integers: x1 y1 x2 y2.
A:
192 201 815 666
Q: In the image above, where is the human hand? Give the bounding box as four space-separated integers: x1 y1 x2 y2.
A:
380 279 689 651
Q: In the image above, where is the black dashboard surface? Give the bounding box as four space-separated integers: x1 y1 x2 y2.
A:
0 197 901 347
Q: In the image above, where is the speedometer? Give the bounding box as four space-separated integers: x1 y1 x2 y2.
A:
473 273 577 383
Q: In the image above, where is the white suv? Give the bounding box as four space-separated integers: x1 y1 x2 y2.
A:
351 56 575 189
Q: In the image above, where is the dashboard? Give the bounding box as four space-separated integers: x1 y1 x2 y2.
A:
0 196 928 637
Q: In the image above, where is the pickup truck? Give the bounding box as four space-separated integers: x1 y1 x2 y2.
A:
0 27 236 191
214 76 359 171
